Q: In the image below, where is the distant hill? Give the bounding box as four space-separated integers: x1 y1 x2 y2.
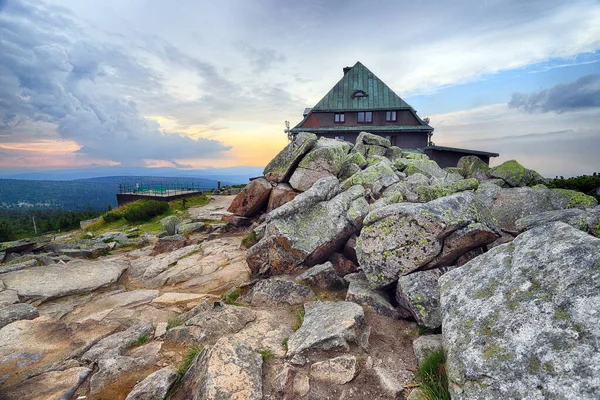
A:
0 166 264 182
0 175 236 211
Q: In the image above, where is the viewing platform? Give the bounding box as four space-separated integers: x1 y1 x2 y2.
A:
116 183 208 207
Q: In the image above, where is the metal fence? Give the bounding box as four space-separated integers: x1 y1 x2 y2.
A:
118 182 210 196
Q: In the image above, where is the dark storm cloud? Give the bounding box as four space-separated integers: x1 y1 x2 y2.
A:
0 0 231 165
509 74 600 113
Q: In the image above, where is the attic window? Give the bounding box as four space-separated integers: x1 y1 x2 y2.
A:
351 90 367 98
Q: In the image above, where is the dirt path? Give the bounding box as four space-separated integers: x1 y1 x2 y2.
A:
188 195 237 220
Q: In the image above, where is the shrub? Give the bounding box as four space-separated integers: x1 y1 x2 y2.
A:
257 349 275 361
129 334 149 347
416 350 450 400
123 200 169 222
102 210 123 223
281 337 289 350
548 173 600 202
222 288 241 305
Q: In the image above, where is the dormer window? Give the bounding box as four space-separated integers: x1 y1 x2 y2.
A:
351 90 368 98
386 111 397 122
334 113 345 123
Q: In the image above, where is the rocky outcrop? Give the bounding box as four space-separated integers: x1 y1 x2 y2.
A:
345 272 407 319
357 191 499 288
2 366 92 400
457 155 489 180
264 132 317 184
246 177 369 276
440 222 600 399
227 177 272 217
515 206 600 236
245 278 314 306
487 159 544 187
289 138 353 191
287 301 370 355
160 216 180 236
416 178 479 203
340 158 399 195
177 337 263 400
1 260 129 302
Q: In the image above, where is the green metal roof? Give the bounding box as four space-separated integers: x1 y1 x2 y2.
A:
291 125 432 133
312 62 411 111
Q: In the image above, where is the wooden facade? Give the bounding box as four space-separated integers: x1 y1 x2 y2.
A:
291 62 498 166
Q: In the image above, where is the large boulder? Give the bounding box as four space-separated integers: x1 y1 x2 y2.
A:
264 132 317 184
1 260 129 302
457 155 489 180
227 177 272 217
245 278 314 306
176 337 263 400
246 177 369 276
267 183 298 213
160 216 180 236
486 186 598 233
296 261 346 290
352 132 391 157
287 301 370 355
416 178 479 203
289 138 352 192
399 159 462 185
357 192 499 288
515 206 600 237
340 158 400 195
309 354 359 384
126 366 179 400
488 159 544 187
440 222 600 399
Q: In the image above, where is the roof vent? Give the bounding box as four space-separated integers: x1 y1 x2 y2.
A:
343 67 351 75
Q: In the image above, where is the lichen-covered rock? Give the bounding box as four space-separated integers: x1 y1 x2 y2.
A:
126 366 179 400
487 186 598 233
246 178 369 276
357 192 499 288
427 223 499 268
267 183 298 213
160 215 180 236
440 222 600 400
227 177 272 217
399 159 462 185
384 146 404 162
515 206 600 236
416 178 479 202
338 163 362 181
178 222 206 234
457 155 489 180
344 151 368 169
0 303 39 329
246 278 314 306
287 301 370 355
487 159 544 187
309 354 359 384
383 173 430 203
345 272 408 319
396 268 454 329
176 337 263 400
289 138 352 192
412 334 443 365
352 132 391 156
296 262 346 289
264 132 317 184
340 158 399 194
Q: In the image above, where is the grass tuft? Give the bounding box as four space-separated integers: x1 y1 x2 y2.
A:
292 307 305 331
415 350 450 400
257 349 275 362
176 345 204 376
241 231 258 248
222 288 242 305
281 337 289 351
129 334 149 348
167 316 182 330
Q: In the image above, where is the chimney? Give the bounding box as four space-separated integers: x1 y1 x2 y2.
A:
343 66 351 75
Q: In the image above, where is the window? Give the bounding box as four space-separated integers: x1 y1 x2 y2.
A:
386 111 397 122
357 111 372 123
351 90 368 98
335 135 345 141
385 135 396 146
334 113 345 123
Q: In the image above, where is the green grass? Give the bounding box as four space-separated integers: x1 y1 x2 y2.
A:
415 350 450 400
257 349 275 362
176 346 204 376
169 194 210 212
417 326 436 336
222 288 242 305
129 334 149 348
292 307 305 331
241 231 258 248
281 337 289 351
166 316 183 330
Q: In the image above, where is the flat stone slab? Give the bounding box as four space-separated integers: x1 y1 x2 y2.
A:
2 366 91 400
1 260 129 302
151 292 208 306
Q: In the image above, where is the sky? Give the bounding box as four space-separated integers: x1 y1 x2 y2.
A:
0 0 599 177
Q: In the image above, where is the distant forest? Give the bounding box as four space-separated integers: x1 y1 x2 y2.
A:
0 176 223 241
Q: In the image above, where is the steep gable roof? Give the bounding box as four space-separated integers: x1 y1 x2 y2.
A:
311 62 411 112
